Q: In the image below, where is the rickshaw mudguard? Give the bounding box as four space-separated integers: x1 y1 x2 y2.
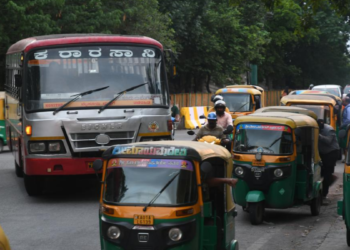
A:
229 239 239 250
245 191 265 203
342 172 350 226
233 179 250 207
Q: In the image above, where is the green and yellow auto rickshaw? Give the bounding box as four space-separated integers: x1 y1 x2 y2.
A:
93 141 238 250
0 92 7 152
231 112 323 225
213 85 264 120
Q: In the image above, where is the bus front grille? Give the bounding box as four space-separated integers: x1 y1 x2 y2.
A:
69 131 135 149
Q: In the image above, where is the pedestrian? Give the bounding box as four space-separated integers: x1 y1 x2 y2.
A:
281 87 289 99
317 119 339 203
170 96 180 122
340 94 350 162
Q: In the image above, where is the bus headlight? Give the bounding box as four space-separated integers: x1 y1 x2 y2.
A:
29 142 46 153
169 228 182 241
234 166 244 176
274 168 283 178
107 226 121 240
48 142 61 152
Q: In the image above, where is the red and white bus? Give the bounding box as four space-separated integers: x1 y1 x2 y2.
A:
5 34 172 196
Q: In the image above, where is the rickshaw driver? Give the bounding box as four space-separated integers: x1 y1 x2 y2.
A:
318 119 340 201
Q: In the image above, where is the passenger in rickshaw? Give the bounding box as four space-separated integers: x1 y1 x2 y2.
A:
317 119 340 200
340 94 350 161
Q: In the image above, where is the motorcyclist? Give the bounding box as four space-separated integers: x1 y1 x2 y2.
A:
193 112 226 143
214 100 233 133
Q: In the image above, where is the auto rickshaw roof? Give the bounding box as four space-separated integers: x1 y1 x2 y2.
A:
225 85 264 92
102 141 232 163
216 87 261 95
298 91 341 102
281 94 337 106
254 106 318 120
234 112 319 128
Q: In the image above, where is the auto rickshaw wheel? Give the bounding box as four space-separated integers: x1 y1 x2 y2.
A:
0 140 3 153
310 191 322 216
347 227 350 246
24 174 44 196
249 202 264 225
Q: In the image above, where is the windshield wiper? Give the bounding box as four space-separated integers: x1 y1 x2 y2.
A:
98 83 147 114
143 172 180 212
233 102 249 113
269 136 283 148
53 86 109 115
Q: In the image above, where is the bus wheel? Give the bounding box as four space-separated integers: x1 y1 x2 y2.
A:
310 190 322 216
249 202 264 225
347 227 350 246
0 140 3 153
24 174 43 196
15 160 23 178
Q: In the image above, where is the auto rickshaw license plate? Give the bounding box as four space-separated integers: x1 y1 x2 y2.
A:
252 160 265 167
134 215 154 225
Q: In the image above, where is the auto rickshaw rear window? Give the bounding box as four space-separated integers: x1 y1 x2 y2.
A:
291 104 330 124
233 123 293 155
104 158 197 205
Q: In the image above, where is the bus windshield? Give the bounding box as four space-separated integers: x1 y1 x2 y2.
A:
290 104 330 124
25 46 168 111
221 93 253 112
104 158 197 206
233 124 293 155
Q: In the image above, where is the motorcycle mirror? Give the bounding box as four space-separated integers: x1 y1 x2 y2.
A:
200 161 213 180
223 125 233 134
339 130 347 139
187 130 195 136
93 159 103 172
199 115 206 119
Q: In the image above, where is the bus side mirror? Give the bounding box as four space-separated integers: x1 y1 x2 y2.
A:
93 159 103 172
14 74 22 87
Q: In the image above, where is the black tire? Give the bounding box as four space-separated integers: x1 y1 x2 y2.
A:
249 202 264 225
310 191 322 216
15 160 23 178
0 140 3 153
24 174 44 196
347 227 350 247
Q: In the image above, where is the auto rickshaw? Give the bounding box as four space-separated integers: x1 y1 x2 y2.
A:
93 141 238 250
0 92 7 152
338 127 350 246
231 112 323 225
213 85 264 120
254 106 318 120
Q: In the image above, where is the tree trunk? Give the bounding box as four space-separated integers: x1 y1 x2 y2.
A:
206 74 211 93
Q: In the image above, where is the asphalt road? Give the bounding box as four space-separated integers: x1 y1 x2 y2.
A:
0 130 348 250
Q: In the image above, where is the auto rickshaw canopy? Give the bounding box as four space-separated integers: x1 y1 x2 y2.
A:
281 94 337 106
255 106 318 120
225 85 264 93
216 87 261 96
233 112 321 163
102 141 235 212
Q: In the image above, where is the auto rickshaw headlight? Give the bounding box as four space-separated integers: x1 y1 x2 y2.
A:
274 168 283 178
235 166 244 176
169 228 182 241
107 226 121 240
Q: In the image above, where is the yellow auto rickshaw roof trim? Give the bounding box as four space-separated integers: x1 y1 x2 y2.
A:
216 88 261 95
233 112 319 128
281 95 337 106
254 106 318 120
225 85 264 92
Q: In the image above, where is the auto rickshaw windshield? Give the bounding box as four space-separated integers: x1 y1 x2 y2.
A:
221 93 253 112
290 104 330 124
233 124 293 155
103 158 197 205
